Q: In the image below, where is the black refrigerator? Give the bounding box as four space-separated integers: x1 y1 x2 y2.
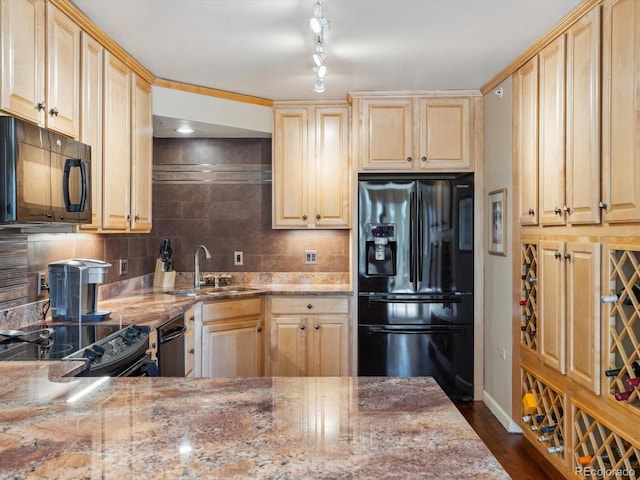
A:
357 173 474 401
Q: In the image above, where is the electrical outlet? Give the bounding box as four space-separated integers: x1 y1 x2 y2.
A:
119 258 129 276
37 271 47 296
305 250 318 265
234 251 244 266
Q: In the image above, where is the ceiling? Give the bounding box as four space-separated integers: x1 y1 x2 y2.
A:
71 0 580 137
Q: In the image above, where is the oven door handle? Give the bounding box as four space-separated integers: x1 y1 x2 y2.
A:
159 326 187 344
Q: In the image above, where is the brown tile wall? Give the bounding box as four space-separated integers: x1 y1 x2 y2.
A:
6 137 349 305
151 137 350 274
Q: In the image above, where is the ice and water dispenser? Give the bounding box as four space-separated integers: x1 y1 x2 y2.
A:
365 223 397 276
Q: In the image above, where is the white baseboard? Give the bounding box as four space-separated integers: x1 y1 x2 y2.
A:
482 390 523 434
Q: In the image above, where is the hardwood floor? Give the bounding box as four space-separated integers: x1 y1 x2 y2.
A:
455 401 567 480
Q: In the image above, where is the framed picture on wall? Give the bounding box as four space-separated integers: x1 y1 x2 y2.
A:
488 188 507 256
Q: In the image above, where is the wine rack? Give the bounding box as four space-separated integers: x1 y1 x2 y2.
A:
520 243 538 351
573 403 640 479
606 248 640 411
521 368 565 461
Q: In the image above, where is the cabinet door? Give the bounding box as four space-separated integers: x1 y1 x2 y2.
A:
360 98 414 170
272 108 309 228
270 316 306 376
313 106 350 227
46 3 80 138
79 32 103 230
565 7 601 225
539 240 566 373
418 97 471 170
309 315 348 376
602 0 640 223
102 52 131 230
565 242 601 394
130 74 152 232
513 57 539 225
202 321 261 377
538 35 566 226
0 0 45 124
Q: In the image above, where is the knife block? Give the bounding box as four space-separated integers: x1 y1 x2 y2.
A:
153 259 176 288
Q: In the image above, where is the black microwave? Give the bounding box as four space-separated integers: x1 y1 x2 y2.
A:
0 116 91 224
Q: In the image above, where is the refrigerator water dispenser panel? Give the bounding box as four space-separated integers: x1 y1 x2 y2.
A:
365 223 397 276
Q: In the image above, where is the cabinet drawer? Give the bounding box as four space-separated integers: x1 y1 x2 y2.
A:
203 297 262 321
270 296 349 315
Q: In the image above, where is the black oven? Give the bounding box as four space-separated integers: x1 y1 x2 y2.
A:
157 315 187 376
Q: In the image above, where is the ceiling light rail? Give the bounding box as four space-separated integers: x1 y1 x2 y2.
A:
309 0 329 93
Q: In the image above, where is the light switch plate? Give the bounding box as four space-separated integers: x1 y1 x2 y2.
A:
119 259 129 276
234 251 244 266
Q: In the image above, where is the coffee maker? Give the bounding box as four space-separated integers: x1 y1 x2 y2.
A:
48 259 111 322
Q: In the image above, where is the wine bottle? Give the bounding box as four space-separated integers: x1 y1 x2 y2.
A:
540 424 557 433
605 360 640 377
548 445 564 454
601 285 640 305
615 391 632 401
625 377 640 388
577 455 593 465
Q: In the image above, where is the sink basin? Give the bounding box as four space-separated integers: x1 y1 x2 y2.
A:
166 286 259 297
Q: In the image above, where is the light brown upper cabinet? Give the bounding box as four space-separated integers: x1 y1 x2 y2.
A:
130 74 153 232
538 35 567 226
536 7 601 227
102 52 131 230
602 0 640 223
0 0 80 138
513 57 539 225
565 6 601 225
352 94 478 172
272 102 350 229
79 32 103 230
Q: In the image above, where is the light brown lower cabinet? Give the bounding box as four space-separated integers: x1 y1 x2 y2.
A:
200 297 263 377
269 296 349 377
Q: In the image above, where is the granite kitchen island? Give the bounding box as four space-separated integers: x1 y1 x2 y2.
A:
0 366 508 479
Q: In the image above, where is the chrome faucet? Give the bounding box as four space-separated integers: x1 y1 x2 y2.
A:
193 244 212 289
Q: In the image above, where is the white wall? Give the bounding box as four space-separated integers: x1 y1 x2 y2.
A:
482 78 520 432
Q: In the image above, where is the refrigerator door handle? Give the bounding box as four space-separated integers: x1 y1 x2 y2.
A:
367 294 463 304
367 325 464 334
409 191 416 284
417 190 423 282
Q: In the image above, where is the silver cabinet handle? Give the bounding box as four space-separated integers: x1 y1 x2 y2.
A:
316 214 321 220
406 157 412 162
37 101 47 111
554 252 562 259
564 253 571 260
307 304 312 309
302 214 307 220
598 201 607 210
300 324 305 330
49 107 59 117
257 326 262 333
421 156 427 162
528 208 535 216
314 324 320 330
563 205 571 213
554 207 562 215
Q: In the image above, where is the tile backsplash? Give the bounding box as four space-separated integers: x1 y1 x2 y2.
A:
0 136 350 310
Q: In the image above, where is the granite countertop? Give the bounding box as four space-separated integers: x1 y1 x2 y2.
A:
91 283 353 330
0 370 508 479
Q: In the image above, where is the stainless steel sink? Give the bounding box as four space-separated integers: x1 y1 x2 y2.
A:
166 286 259 297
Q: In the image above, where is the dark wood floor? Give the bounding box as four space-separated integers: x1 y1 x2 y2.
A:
455 401 567 480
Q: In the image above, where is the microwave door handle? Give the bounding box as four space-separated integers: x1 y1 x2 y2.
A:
63 158 86 213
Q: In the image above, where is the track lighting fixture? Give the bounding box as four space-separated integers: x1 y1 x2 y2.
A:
309 0 329 93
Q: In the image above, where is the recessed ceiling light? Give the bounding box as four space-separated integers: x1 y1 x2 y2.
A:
176 127 194 134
